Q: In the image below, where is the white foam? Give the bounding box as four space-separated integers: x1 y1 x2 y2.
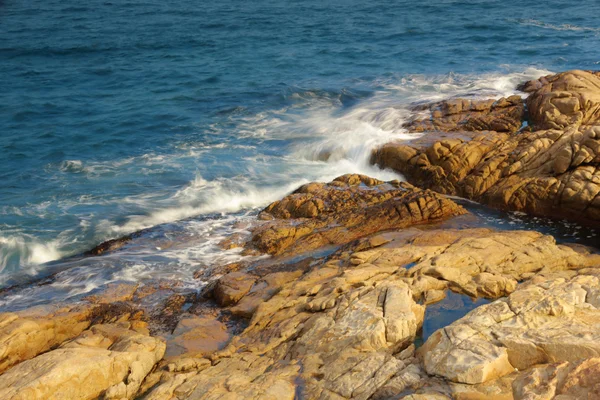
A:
0 235 63 276
2 67 558 289
515 19 600 33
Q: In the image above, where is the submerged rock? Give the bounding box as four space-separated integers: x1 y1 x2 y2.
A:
372 70 600 224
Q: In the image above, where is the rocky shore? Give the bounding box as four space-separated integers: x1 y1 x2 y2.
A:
0 70 599 399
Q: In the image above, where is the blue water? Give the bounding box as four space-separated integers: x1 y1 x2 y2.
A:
1 0 599 299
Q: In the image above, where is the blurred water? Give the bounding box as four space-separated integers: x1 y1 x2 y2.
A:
1 0 599 302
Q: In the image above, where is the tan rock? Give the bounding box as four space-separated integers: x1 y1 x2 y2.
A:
404 95 524 133
165 315 231 359
213 272 256 306
0 304 99 373
421 275 600 385
0 323 165 400
372 70 600 223
250 174 466 255
85 282 139 304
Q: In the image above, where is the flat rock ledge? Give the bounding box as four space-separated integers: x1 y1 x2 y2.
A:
372 70 600 224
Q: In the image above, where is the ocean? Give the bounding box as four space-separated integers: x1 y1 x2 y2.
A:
1 0 599 308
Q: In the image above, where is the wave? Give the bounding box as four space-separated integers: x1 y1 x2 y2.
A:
1 67 555 283
0 235 63 278
514 18 600 33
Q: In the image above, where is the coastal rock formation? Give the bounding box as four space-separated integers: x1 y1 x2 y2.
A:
372 70 600 223
0 322 165 400
512 357 600 399
403 95 524 133
138 223 599 399
250 174 466 255
0 168 599 399
0 298 137 374
520 70 600 130
421 274 600 385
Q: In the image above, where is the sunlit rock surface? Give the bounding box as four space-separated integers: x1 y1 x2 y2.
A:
372 70 600 224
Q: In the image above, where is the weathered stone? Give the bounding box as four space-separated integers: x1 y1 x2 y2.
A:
0 300 135 374
372 70 600 223
164 315 231 359
404 95 524 133
85 282 139 304
526 70 600 130
250 174 466 255
0 322 165 400
213 272 256 306
421 275 600 385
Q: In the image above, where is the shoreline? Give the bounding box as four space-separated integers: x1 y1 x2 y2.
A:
0 69 599 399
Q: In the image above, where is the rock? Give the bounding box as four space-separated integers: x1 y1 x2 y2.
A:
512 357 600 400
0 300 136 374
142 222 599 399
250 174 466 255
421 274 600 385
404 95 524 133
526 70 600 130
372 70 600 224
85 229 149 256
165 315 231 359
0 322 165 400
213 272 256 306
85 282 139 304
230 270 304 318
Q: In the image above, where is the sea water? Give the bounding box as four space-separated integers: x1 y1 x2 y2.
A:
1 0 599 308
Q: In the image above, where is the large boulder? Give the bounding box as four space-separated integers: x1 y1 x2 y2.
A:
0 322 165 400
372 70 600 224
250 174 466 255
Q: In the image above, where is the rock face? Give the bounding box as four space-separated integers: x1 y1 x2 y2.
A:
139 224 599 400
421 274 600 385
372 70 600 223
404 95 524 133
0 299 137 374
513 357 600 399
521 70 600 130
0 322 165 400
250 174 466 255
0 305 95 374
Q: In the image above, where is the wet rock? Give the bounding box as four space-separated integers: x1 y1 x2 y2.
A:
372 70 600 224
250 174 467 255
0 322 165 400
85 282 139 304
85 229 147 256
